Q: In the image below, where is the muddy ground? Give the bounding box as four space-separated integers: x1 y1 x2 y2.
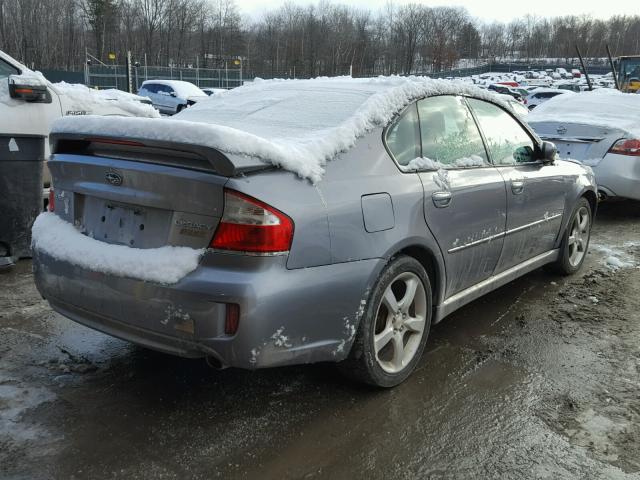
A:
1 201 639 480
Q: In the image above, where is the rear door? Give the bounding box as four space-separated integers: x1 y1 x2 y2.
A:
467 98 566 273
413 95 507 297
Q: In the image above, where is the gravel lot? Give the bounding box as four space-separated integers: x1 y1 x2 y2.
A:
1 200 639 480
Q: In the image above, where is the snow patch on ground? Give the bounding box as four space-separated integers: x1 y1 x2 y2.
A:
52 76 508 183
32 212 204 284
590 243 637 271
0 375 55 442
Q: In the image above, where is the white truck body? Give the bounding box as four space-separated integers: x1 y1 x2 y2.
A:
0 50 159 185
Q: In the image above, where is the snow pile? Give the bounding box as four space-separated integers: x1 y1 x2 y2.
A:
52 76 508 183
529 89 640 137
52 82 160 118
32 212 204 284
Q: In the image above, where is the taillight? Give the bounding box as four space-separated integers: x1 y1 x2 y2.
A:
609 138 640 156
210 189 294 253
48 188 55 212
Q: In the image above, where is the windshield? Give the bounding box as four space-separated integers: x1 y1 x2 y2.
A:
165 81 206 98
618 58 640 84
0 58 20 79
176 80 379 138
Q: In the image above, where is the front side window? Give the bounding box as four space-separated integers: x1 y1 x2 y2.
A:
417 95 488 168
143 83 158 93
0 59 20 79
385 103 420 166
467 98 536 165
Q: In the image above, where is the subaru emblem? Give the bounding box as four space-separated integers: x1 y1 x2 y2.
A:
556 126 567 135
105 172 123 186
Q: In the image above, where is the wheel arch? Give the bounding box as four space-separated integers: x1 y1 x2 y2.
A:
377 239 446 314
582 189 598 218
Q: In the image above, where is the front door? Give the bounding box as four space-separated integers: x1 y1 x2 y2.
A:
467 98 565 273
415 96 507 297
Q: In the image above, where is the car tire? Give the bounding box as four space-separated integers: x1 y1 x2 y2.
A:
339 255 432 388
176 104 184 114
552 197 592 275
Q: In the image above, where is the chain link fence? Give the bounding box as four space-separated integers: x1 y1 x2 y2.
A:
86 64 244 92
55 61 614 92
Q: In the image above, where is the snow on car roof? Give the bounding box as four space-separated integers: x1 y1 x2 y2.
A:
52 76 508 183
528 89 640 137
142 79 206 98
528 87 575 94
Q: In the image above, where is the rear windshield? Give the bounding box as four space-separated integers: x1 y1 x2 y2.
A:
176 82 378 138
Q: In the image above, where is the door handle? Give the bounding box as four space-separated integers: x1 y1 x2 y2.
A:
511 179 525 195
432 191 452 208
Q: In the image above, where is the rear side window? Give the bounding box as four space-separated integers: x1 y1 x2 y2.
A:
143 83 158 93
417 95 488 168
467 98 536 165
385 103 420 166
0 59 20 79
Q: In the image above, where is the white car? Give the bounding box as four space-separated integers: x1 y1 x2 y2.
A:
528 89 640 201
0 49 159 186
526 88 574 110
137 80 208 115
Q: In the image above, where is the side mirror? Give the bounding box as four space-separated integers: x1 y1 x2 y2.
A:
170 92 177 97
8 74 51 103
541 141 557 164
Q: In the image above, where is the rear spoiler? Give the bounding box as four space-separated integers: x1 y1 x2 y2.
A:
50 132 272 177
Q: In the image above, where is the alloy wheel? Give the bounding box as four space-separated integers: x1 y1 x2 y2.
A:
373 272 427 374
568 206 590 267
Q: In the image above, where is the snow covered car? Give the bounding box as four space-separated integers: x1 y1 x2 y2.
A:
529 89 640 201
32 77 597 387
201 87 227 96
0 49 159 188
137 80 208 115
526 88 574 110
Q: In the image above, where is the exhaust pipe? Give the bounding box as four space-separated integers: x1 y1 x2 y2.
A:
205 355 227 370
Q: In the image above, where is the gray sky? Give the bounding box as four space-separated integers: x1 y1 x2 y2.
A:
238 0 636 23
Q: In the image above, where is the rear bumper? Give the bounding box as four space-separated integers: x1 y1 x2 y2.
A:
593 153 640 201
33 250 381 368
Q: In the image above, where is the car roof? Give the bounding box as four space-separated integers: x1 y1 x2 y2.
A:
529 88 573 94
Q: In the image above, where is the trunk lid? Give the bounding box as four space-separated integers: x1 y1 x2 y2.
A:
529 121 625 162
48 134 269 249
